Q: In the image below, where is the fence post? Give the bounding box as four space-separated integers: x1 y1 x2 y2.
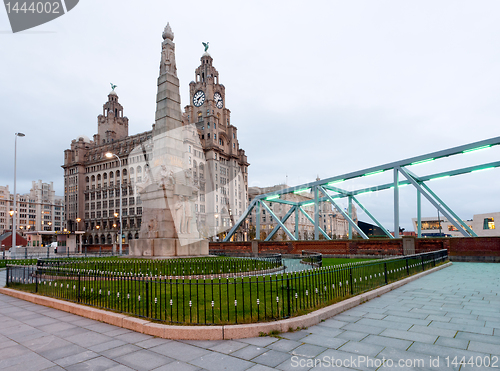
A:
77 272 81 303
6 266 9 287
349 267 354 295
384 262 388 284
421 256 424 271
35 267 38 293
25 248 27 259
47 247 49 259
286 277 291 318
406 258 409 276
146 280 149 318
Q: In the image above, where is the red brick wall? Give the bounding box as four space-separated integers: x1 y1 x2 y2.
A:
210 237 500 259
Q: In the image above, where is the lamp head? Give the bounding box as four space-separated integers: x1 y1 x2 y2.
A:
105 152 114 158
15 133 25 137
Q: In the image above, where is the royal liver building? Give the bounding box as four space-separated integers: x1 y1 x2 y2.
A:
62 23 249 251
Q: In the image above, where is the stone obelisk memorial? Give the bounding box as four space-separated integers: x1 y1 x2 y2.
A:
129 23 209 257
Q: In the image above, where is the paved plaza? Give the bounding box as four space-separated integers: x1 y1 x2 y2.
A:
0 262 499 370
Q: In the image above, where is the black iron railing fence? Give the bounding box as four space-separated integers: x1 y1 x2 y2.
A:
6 250 448 325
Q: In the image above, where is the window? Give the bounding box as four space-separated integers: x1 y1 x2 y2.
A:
483 218 495 230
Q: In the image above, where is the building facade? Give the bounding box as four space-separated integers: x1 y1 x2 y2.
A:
247 184 357 240
184 49 249 239
0 181 64 235
412 212 499 237
62 30 249 247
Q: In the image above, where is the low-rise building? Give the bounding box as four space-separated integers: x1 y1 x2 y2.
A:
412 212 498 237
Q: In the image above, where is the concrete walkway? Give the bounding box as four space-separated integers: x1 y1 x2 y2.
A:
0 262 498 371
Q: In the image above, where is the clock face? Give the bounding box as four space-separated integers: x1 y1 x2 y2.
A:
214 92 223 109
193 90 205 107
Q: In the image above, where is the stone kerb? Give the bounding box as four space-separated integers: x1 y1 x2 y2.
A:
0 262 451 341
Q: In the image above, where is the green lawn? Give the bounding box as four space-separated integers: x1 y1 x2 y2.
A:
322 257 376 266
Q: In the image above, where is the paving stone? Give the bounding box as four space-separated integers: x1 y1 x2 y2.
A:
115 349 175 371
409 341 491 359
189 351 254 371
317 348 379 371
229 344 267 360
39 344 90 361
435 336 469 350
376 346 443 371
88 339 127 352
379 329 437 344
306 325 344 337
409 324 457 338
383 314 431 326
320 318 350 328
179 339 225 348
450 317 487 326
54 350 99 367
208 339 248 354
252 349 292 367
66 331 114 348
65 356 120 371
152 360 202 371
266 338 302 352
335 330 369 341
0 351 56 371
468 340 500 356
362 312 387 320
357 317 412 331
101 344 142 358
135 337 172 349
426 314 451 323
244 365 275 371
114 331 153 343
342 322 385 335
361 334 412 350
291 343 326 358
237 336 279 347
150 341 211 362
339 340 384 357
276 330 309 341
331 314 361 323
276 356 313 371
302 333 348 349
429 321 494 336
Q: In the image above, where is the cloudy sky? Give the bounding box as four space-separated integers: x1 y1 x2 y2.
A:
1 0 499 231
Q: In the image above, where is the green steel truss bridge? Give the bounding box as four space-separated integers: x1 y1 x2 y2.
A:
224 136 500 242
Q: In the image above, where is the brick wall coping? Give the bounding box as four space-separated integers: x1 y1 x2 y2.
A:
0 262 451 340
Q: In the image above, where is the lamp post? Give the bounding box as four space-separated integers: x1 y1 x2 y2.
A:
12 132 25 250
106 152 122 255
76 218 81 253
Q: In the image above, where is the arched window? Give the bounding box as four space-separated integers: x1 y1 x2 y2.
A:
130 167 134 175
137 166 142 174
91 175 95 182
198 112 202 122
110 172 114 179
103 173 107 180
97 174 101 181
86 176 89 183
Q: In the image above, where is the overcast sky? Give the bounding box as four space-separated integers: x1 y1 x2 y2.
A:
1 0 499 231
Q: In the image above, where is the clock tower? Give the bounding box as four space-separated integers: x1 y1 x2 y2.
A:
184 46 249 240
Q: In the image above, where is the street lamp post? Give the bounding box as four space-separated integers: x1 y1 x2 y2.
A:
106 152 123 255
12 132 25 250
76 218 81 253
